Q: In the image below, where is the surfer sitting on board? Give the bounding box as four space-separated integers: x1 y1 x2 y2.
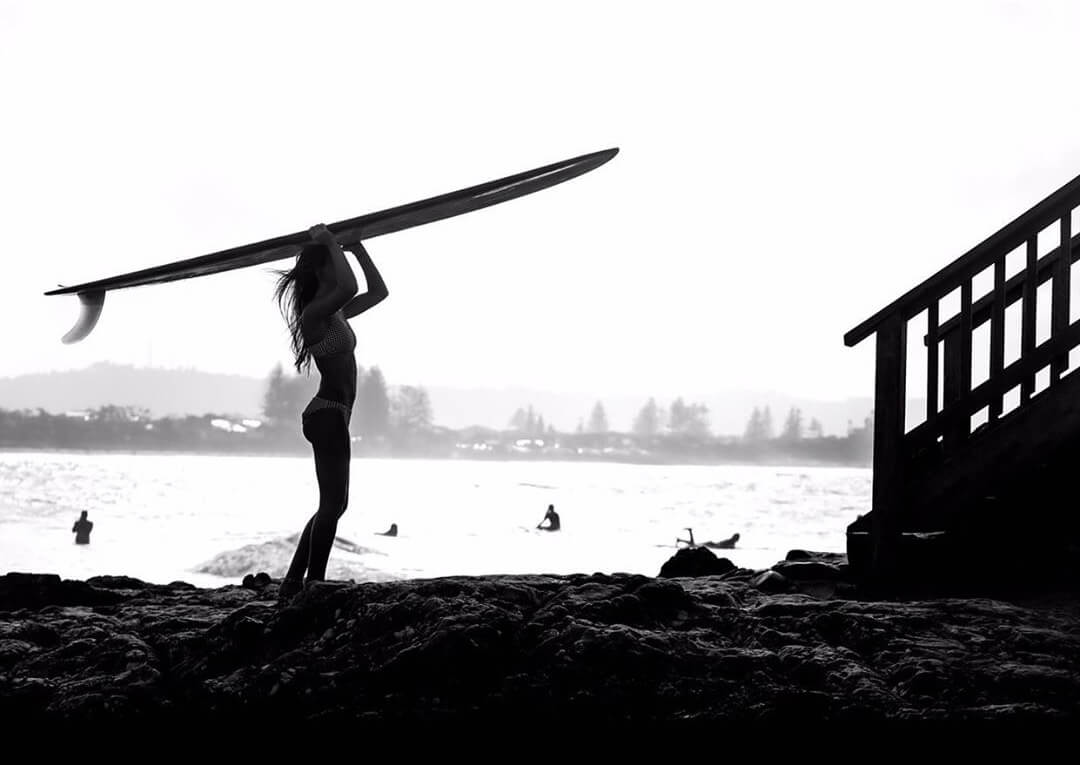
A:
376 523 398 537
274 224 388 600
537 504 561 532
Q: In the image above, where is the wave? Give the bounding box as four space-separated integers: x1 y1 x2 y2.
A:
194 534 397 582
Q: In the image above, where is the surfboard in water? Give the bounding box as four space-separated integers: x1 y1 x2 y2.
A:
48 147 618 343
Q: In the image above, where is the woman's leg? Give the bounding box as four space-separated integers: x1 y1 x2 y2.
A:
283 514 316 583
304 409 351 582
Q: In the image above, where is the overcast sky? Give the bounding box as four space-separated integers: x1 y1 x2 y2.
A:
3 0 1080 401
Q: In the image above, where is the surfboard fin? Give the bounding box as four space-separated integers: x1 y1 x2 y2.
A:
61 290 106 344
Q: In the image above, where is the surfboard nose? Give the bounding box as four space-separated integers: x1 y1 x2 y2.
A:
61 291 106 344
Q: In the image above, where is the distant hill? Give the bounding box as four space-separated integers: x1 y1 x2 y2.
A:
0 363 266 419
0 363 899 436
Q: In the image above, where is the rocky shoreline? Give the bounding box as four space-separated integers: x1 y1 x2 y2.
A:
1 550 1078 723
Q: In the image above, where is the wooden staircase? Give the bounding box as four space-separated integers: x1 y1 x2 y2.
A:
845 170 1080 592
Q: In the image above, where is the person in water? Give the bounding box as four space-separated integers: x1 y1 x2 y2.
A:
703 532 740 549
274 223 388 600
537 504 561 531
677 529 739 549
72 510 93 545
376 523 398 537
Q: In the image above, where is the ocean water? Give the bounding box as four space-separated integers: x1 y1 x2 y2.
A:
0 451 870 587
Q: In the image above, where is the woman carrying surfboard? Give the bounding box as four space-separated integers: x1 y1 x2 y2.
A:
273 223 388 600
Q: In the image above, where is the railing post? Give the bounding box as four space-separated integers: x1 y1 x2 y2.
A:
870 315 907 589
1052 214 1072 380
942 332 968 450
1022 236 1038 402
926 301 939 427
990 257 1006 421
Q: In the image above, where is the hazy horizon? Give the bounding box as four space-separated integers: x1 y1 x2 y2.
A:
0 360 886 436
0 358 879 402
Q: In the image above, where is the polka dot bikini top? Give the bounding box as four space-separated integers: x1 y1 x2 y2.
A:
306 313 356 358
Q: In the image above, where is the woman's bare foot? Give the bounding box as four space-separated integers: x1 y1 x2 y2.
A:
277 577 303 602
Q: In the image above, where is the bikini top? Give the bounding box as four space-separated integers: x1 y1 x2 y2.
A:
306 313 356 358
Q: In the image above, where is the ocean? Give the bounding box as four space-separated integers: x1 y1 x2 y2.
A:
0 451 870 587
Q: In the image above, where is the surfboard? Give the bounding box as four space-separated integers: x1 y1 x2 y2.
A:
48 147 619 343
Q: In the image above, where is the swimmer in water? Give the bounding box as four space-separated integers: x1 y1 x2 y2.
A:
537 504 561 532
72 510 93 545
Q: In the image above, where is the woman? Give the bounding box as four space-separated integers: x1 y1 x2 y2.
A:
274 223 388 599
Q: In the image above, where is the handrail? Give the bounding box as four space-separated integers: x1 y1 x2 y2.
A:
845 170 1080 348
905 319 1080 448
930 231 1080 342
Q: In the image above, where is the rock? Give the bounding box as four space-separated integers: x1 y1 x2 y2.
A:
753 570 791 593
785 550 848 565
720 568 757 581
0 567 1078 722
85 576 150 590
241 572 273 591
772 560 847 581
658 547 736 578
0 573 126 612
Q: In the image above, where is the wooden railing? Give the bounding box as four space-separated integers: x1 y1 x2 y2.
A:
845 170 1080 581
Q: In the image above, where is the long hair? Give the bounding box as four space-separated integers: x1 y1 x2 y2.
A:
273 244 328 373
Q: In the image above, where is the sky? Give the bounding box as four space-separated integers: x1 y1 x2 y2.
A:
3 0 1080 401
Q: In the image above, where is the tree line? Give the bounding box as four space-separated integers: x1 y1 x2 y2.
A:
0 367 873 465
506 398 842 442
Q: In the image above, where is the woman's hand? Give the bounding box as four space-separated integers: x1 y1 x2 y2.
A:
308 223 336 245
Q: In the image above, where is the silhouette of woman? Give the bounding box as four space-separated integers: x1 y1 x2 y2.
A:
274 224 388 600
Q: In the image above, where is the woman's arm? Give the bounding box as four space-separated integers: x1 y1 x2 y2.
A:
342 240 390 318
300 224 359 337
312 224 358 297
300 223 358 343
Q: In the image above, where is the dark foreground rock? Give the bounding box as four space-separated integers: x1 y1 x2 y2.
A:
0 569 1078 723
658 547 736 578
